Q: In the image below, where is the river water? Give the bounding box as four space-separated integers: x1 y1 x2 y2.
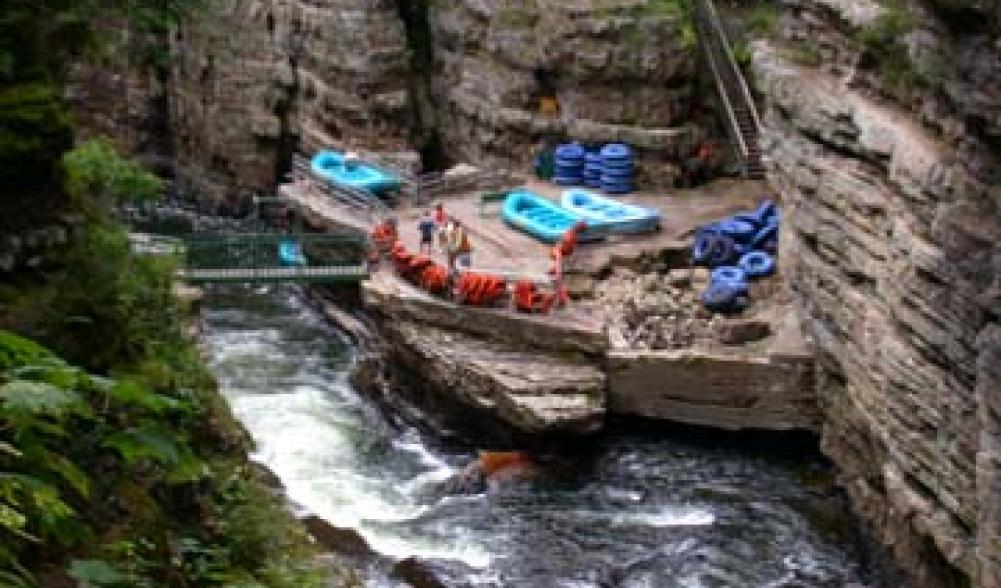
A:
199 283 877 587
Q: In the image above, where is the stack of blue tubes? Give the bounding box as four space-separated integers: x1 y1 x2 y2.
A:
693 199 781 314
600 143 634 194
583 150 603 188
553 143 586 186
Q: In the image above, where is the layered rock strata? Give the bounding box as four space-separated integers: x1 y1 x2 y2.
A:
358 272 607 439
754 1 1001 580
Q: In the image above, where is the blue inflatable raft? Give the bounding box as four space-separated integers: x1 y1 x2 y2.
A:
310 150 401 195
278 239 306 266
502 189 590 243
559 189 660 234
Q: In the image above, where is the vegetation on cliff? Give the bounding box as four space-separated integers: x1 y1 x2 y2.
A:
0 2 331 586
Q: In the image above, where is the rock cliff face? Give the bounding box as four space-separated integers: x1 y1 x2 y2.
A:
70 0 413 206
168 0 413 205
426 0 706 186
752 0 1000 584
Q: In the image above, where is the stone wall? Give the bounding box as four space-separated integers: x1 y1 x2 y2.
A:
753 0 1000 582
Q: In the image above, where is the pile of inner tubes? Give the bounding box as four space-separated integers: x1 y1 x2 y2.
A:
553 143 586 186
583 150 603 188
693 199 780 313
600 143 634 194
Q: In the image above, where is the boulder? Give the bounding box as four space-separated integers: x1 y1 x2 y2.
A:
302 515 375 558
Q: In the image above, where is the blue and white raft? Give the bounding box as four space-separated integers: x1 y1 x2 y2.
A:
310 150 401 195
502 189 590 243
559 189 660 235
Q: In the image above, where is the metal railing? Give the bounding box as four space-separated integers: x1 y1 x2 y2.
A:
693 0 765 178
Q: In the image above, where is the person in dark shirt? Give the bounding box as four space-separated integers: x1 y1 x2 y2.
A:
418 210 436 253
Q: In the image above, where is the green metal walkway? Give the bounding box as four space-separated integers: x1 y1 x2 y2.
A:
176 232 369 285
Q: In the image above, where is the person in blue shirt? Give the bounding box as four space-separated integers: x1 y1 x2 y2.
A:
418 210 437 253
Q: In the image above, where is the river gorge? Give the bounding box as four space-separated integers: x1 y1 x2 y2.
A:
200 282 886 587
39 0 1001 585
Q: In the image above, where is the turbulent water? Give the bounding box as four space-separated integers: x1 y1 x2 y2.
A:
200 284 877 588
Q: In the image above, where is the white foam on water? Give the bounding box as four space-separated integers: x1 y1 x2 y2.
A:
568 505 715 528
611 506 715 528
219 372 492 569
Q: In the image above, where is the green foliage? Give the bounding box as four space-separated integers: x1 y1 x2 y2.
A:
4 223 185 372
730 41 753 67
0 333 56 372
0 83 74 191
61 138 165 214
0 331 324 587
857 3 914 54
67 559 128 587
854 3 945 93
745 1 779 36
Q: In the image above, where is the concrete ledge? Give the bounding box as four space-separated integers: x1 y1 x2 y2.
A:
362 272 608 356
607 347 820 432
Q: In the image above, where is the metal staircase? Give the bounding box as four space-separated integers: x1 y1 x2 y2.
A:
693 0 766 179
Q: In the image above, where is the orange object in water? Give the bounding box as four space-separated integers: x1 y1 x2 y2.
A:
478 451 533 478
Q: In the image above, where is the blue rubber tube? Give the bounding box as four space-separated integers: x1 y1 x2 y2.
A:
740 251 776 278
749 221 779 251
731 212 763 228
600 143 632 159
754 199 777 225
702 283 749 313
718 218 758 243
555 143 586 159
711 265 747 286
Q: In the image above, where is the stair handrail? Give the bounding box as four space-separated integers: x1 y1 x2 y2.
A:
696 0 762 134
694 0 750 165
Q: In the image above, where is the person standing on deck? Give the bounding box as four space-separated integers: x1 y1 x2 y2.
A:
549 220 586 307
446 219 473 275
433 201 448 251
418 210 436 254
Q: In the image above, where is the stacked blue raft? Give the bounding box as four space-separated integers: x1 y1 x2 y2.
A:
693 199 780 313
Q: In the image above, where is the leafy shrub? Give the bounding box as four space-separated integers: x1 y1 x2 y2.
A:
0 84 74 191
61 138 165 215
854 3 945 93
0 331 323 587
